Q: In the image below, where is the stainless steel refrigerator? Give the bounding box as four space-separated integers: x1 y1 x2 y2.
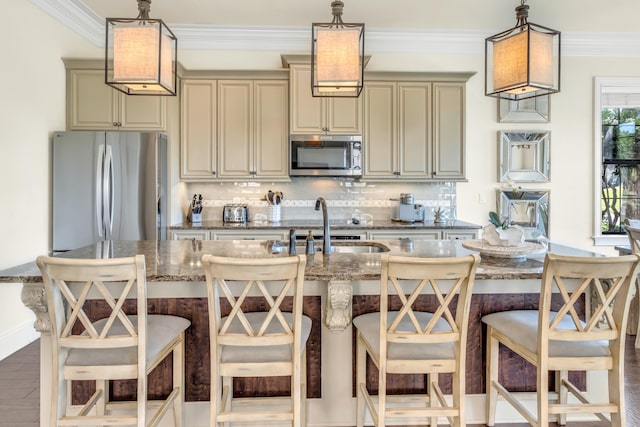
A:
52 131 168 253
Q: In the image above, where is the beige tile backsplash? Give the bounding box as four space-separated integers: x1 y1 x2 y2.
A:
185 178 456 223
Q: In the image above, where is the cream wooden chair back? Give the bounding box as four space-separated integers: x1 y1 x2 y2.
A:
623 220 640 348
37 254 190 427
201 254 309 427
483 253 640 427
353 253 480 427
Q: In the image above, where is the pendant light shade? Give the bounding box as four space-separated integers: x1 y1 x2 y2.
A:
311 1 364 97
485 1 560 101
106 0 177 96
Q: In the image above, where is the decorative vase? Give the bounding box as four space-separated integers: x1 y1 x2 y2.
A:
482 224 525 247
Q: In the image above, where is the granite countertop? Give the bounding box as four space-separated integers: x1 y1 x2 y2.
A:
169 219 481 231
0 239 604 284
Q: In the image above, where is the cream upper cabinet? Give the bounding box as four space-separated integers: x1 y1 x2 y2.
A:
180 78 289 182
66 69 166 131
364 82 431 179
289 65 362 134
432 82 465 179
363 79 466 181
217 80 289 180
181 80 217 179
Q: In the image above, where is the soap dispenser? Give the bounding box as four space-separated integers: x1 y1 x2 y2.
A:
305 230 315 255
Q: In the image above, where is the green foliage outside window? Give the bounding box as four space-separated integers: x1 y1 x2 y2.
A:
601 108 640 233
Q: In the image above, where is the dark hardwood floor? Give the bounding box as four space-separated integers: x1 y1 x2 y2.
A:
1 335 638 427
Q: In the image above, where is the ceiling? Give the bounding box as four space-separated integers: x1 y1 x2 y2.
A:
77 0 639 33
30 0 640 59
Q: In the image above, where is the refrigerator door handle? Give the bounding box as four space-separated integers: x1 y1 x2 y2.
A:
104 145 115 239
96 144 105 238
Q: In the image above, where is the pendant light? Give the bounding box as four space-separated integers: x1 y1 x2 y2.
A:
105 0 177 96
311 1 365 98
485 0 560 101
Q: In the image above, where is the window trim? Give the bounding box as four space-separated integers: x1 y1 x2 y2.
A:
593 76 640 246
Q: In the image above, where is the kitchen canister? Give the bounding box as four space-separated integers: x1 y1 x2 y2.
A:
268 205 281 223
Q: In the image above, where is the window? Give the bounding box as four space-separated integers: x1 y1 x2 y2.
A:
594 77 640 245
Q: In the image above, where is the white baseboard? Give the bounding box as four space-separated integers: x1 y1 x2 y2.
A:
0 320 39 361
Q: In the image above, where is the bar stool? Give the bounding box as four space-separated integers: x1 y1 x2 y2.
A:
352 253 480 427
201 254 310 427
36 254 191 427
483 253 640 427
623 219 640 348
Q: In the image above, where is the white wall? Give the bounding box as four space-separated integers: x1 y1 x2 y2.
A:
0 0 100 357
3 0 640 359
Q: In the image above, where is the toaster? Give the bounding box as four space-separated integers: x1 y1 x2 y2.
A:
223 204 248 223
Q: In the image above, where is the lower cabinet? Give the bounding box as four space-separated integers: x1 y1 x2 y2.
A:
171 230 211 240
212 230 288 240
171 228 478 241
441 230 478 240
368 230 440 240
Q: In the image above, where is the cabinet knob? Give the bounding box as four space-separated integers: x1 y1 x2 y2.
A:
212 171 216 175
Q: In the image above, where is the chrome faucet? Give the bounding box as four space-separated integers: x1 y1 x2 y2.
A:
315 197 332 254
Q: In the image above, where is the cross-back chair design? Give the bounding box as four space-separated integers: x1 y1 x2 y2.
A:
352 253 480 427
36 255 191 427
483 253 640 427
623 219 640 348
201 254 310 427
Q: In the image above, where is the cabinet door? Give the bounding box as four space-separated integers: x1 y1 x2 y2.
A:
433 83 465 179
171 230 210 240
213 230 288 240
363 82 397 178
441 230 478 240
289 64 361 134
180 80 217 179
118 92 166 130
368 230 440 240
398 83 432 178
255 80 289 179
67 69 166 131
67 69 118 130
218 80 253 178
327 97 362 134
290 65 324 133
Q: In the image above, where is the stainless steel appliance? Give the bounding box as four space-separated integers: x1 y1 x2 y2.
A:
290 134 362 177
223 204 249 223
392 193 425 223
52 131 168 253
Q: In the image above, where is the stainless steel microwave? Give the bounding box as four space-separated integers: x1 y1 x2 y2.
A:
290 135 362 177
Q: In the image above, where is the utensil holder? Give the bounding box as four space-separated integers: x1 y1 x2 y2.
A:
189 211 202 224
268 205 281 223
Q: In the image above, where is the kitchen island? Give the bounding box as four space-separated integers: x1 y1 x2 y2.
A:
1 239 607 427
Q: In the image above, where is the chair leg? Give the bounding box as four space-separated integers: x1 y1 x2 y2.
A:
173 337 185 427
378 358 386 427
210 364 219 427
609 355 625 427
635 277 640 349
486 328 499 427
537 364 549 427
292 350 304 427
356 333 366 427
556 371 568 425
300 350 307 427
427 373 438 427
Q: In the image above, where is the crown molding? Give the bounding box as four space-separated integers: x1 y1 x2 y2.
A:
31 0 640 58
